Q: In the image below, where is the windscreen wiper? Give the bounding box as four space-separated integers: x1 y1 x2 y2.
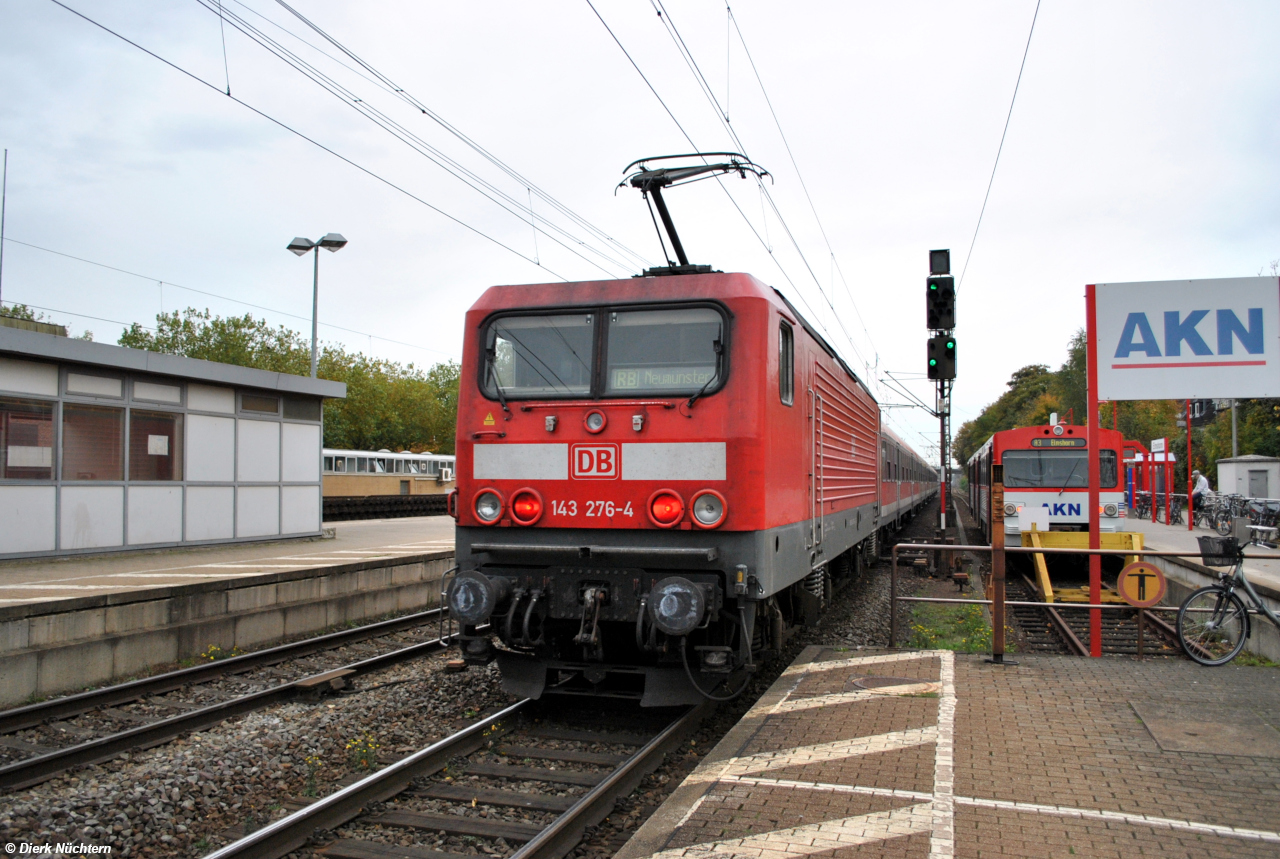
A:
486 349 511 419
686 340 723 411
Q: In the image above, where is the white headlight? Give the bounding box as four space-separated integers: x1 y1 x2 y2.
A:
692 492 725 526
1004 502 1018 517
584 410 606 432
648 576 706 636
475 491 502 522
1104 503 1118 517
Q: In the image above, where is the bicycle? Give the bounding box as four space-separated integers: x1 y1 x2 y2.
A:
1176 533 1280 665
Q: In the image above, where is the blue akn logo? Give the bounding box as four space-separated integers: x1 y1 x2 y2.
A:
1042 502 1081 516
1115 309 1263 358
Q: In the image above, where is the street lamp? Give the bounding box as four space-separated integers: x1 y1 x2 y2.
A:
287 233 347 378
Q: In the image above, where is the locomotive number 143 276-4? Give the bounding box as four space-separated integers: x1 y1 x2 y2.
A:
551 500 635 518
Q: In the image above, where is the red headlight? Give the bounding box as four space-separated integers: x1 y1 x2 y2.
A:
648 489 684 528
510 488 544 525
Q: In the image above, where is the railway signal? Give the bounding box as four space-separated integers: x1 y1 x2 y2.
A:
927 334 956 380
927 275 955 330
927 249 955 534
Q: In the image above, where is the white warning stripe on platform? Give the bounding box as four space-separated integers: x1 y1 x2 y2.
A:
782 650 937 677
691 727 938 784
930 650 957 859
772 682 941 714
681 778 1280 846
648 802 936 859
958 797 1280 844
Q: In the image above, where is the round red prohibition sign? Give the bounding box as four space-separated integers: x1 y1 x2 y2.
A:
1116 562 1167 608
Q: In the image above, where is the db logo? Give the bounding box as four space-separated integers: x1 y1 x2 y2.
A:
571 443 619 479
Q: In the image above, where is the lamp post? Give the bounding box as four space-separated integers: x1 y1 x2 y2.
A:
287 233 347 378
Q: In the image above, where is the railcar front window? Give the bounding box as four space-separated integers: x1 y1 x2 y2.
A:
1002 450 1118 488
485 314 594 398
605 307 723 395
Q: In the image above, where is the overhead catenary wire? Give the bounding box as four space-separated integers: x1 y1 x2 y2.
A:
45 0 568 284
957 0 1042 288
263 0 652 273
0 300 154 333
645 1 874 380
191 0 635 280
584 0 839 355
1 236 455 358
726 5 881 369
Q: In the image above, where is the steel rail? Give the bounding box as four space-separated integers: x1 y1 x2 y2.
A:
0 607 446 734
206 700 711 859
202 700 531 859
1014 573 1087 656
509 700 712 859
0 630 459 792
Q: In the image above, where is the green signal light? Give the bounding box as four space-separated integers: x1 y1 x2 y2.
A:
946 341 955 349
929 283 937 290
929 359 937 366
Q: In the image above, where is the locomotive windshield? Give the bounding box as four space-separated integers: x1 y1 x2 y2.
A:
605 308 721 394
481 304 726 400
1003 450 1118 488
486 313 594 397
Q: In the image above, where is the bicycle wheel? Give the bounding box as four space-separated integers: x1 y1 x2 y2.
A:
1177 586 1249 666
1214 510 1233 536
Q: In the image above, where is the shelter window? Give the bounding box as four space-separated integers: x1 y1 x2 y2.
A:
129 410 183 481
241 394 280 415
357 457 368 473
0 398 54 480
606 307 724 396
484 313 595 398
1002 450 1118 489
283 397 321 421
779 322 794 405
62 404 124 481
324 456 335 472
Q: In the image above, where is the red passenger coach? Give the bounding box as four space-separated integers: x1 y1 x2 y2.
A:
446 271 935 704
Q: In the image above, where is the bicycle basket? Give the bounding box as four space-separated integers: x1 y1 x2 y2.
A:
1198 535 1240 567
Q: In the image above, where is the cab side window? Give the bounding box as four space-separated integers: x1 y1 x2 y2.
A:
779 322 794 406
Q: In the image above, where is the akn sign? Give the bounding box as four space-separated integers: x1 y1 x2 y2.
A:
1092 277 1280 400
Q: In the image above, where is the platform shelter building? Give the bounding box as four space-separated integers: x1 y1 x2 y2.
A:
0 324 345 558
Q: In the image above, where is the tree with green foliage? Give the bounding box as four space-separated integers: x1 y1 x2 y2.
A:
119 308 459 453
1 303 93 340
952 364 1055 464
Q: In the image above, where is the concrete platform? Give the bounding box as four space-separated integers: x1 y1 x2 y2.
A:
619 646 1280 859
0 516 454 608
0 517 456 705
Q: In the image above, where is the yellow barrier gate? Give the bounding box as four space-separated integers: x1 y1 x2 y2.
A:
1020 527 1143 603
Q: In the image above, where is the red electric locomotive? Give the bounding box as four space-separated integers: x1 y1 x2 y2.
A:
444 153 935 704
445 270 936 704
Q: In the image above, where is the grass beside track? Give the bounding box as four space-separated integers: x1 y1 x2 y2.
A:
907 602 1014 653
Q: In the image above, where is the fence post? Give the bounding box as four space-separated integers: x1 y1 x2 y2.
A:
889 544 898 647
986 464 1015 665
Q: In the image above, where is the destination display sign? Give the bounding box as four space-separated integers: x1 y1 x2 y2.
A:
1029 438 1086 448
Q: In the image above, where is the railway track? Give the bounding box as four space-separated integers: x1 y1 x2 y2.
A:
1006 576 1180 656
205 699 709 859
0 607 462 791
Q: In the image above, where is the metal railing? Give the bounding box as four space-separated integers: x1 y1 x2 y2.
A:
888 542 1254 661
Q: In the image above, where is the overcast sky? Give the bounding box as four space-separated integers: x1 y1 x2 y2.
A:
2 0 1277 461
